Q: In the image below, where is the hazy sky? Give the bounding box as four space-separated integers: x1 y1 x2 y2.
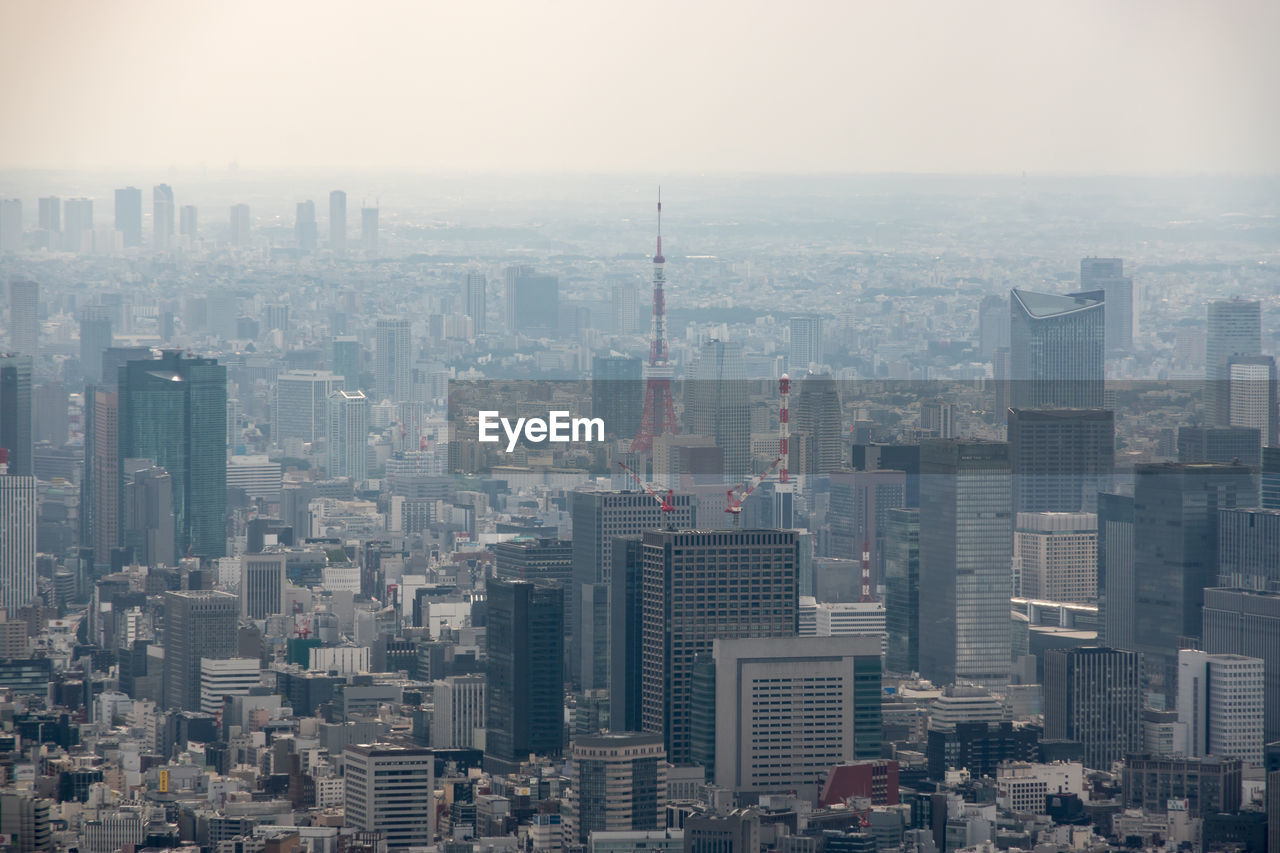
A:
3 0 1278 174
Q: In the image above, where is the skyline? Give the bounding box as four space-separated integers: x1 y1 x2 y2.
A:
3 0 1280 174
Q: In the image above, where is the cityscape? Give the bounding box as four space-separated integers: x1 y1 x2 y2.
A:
2 3 1280 853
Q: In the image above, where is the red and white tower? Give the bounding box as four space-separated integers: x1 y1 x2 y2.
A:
631 191 677 454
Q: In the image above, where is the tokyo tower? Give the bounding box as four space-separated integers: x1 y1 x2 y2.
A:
631 191 677 454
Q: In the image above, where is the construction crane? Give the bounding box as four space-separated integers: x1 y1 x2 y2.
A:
616 461 680 528
725 374 791 527
725 455 783 526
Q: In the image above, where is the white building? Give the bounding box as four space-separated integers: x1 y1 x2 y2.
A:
274 370 345 451
0 453 36 615
799 598 887 656
310 645 370 675
343 744 434 851
431 675 485 748
1013 512 1097 604
227 455 283 502
200 657 262 715
1176 649 1264 766
995 761 1084 813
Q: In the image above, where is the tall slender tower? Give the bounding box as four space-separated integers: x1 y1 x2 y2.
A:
632 192 677 453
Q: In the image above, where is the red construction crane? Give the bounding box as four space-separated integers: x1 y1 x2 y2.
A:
725 375 791 526
725 455 783 525
616 461 679 526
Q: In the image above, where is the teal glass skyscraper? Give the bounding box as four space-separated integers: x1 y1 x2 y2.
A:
118 351 226 559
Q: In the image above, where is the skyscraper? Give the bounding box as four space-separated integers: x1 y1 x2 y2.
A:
361 205 378 254
485 577 565 774
114 187 142 248
37 197 60 250
591 354 643 440
8 279 38 356
828 469 907 586
122 462 175 568
162 590 238 710
1044 646 1143 770
570 733 666 842
464 271 486 334
1202 587 1280 744
62 198 92 252
326 390 369 482
0 199 21 252
1176 649 1264 766
1009 288 1105 410
506 272 559 336
641 528 798 765
1207 298 1262 427
1133 462 1257 702
884 507 920 674
1217 507 1280 588
1177 426 1262 469
118 351 227 559
241 553 286 620
430 674 486 748
229 204 251 247
788 315 824 371
79 306 113 383
1098 492 1135 650
1008 408 1115 513
979 294 1010 359
1013 512 1097 603
178 204 197 243
0 355 33 479
274 370 345 450
1081 257 1134 354
0 449 36 615
295 200 317 252
329 190 346 250
331 336 361 390
343 744 435 851
152 184 174 251
375 318 412 403
793 372 844 474
609 535 645 733
1227 355 1278 447
918 439 1013 687
685 340 748 480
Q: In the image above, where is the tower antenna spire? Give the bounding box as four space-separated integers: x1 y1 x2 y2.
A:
632 188 676 454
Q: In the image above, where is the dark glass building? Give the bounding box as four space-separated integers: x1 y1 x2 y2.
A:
1043 646 1143 770
1007 408 1114 513
0 354 33 477
1009 288 1105 410
1097 492 1135 651
884 507 920 674
162 590 238 711
591 354 642 440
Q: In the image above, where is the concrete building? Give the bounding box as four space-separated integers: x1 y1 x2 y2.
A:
1013 512 1097 604
241 553 286 620
430 674 485 749
163 590 239 711
570 732 666 842
994 762 1085 814
0 450 36 615
343 744 434 850
1044 647 1143 770
1176 649 1264 766
200 657 262 715
275 370 345 450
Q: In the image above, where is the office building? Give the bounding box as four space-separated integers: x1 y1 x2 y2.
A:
32 381 68 448
1080 257 1133 353
609 536 645 733
485 578 565 773
683 810 759 853
713 636 881 794
685 340 748 480
36 196 59 248
332 336 361 390
122 462 176 568
275 370 345 449
1217 508 1280 588
241 553 286 619
493 536 573 586
229 203 251 247
295 200 317 252
1202 587 1280 744
793 372 843 474
119 352 227 559
1133 463 1256 701
828 470 906 586
375 318 412 403
8 279 38 356
995 761 1085 814
1177 425 1262 469
328 190 346 250
1013 512 1097 604
0 450 36 615
884 507 920 674
0 200 21 253
918 440 1013 687
1207 298 1261 427
62 197 93 252
591 354 643 440
1176 649 1264 766
789 315 823 371
360 205 378 253
199 657 261 715
114 187 142 247
571 732 666 842
978 294 1010 359
1227 355 1278 446
179 204 197 242
1122 755 1242 818
611 276 640 334
0 793 52 853
1044 647 1143 770
464 271 486 333
79 306 113 383
152 184 174 250
162 590 238 711
506 271 559 336
343 744 435 850
0 354 33 476
1098 492 1135 650
1007 408 1114 513
641 529 798 765
1009 288 1104 410
430 674 485 748
326 390 368 482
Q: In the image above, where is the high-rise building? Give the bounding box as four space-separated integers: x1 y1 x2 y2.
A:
464 271 486 334
229 203 251 247
1009 288 1105 410
1227 355 1278 447
0 792 52 853
114 187 142 248
591 354 643 440
241 553 286 619
0 354 33 477
1177 425 1262 469
1176 649 1264 766
1133 462 1256 702
8 279 38 356
918 440 1013 687
0 200 22 252
331 336 361 390
152 184 174 251
118 352 227 559
828 470 906 587
37 197 60 250
713 635 881 794
884 507 920 674
32 382 68 448
1097 492 1135 650
274 370 345 450
609 535 646 733
79 306 113 382
199 657 260 715
162 590 238 710
611 277 640 334
641 528 798 765
793 372 843 474
343 744 435 851
326 390 369 482
122 461 176 567
62 198 92 252
178 204 197 242
1207 298 1262 427
375 318 412 403
1122 755 1243 818
1080 257 1134 354
1013 512 1097 604
431 674 485 748
1217 508 1280 588
1203 587 1280 745
685 340 748 480
0 449 36 615
570 732 666 842
328 190 346 250
1007 408 1114 514
485 578 565 774
506 272 559 336
361 205 378 254
979 294 1010 360
788 315 824 371
1043 646 1143 770
295 200 317 252
1266 447 1280 511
